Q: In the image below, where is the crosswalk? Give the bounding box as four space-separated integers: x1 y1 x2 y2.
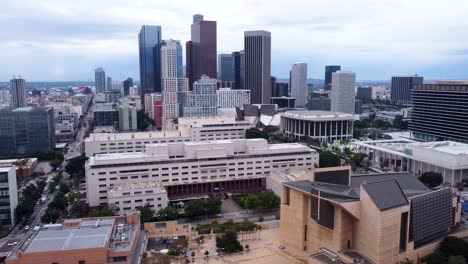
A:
0 251 11 257
11 233 25 240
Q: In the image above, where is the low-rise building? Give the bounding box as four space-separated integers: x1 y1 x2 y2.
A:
280 110 354 143
280 167 463 264
85 139 318 212
0 158 38 178
6 214 141 264
351 140 468 185
0 167 18 227
84 116 252 157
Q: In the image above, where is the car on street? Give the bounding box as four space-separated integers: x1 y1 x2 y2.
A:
7 242 18 246
24 225 29 230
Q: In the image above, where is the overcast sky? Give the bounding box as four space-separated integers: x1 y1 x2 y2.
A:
2 0 468 81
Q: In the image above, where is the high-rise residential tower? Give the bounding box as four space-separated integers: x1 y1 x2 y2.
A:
244 30 271 104
186 14 217 88
290 63 308 107
94 68 106 94
139 25 162 105
218 54 234 81
330 71 356 114
391 75 424 106
184 75 217 117
324 65 341 90
10 77 27 108
123 77 133 96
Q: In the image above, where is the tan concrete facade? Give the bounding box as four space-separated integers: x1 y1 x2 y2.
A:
279 169 462 264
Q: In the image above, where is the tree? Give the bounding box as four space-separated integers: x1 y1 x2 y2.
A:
439 236 468 257
419 172 443 188
257 191 280 209
245 128 269 140
319 151 340 168
393 166 400 172
343 147 353 157
215 230 243 253
245 244 250 251
258 216 264 222
156 206 179 221
49 191 67 211
204 250 210 257
138 204 155 223
242 194 259 212
41 207 60 223
447 255 466 264
88 204 117 217
184 199 206 218
137 110 150 131
205 198 222 215
65 154 87 178
454 182 465 194
70 200 90 218
49 158 62 170
399 258 414 264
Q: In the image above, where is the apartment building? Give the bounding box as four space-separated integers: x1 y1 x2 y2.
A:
0 167 18 227
6 214 141 264
84 116 252 157
85 139 318 214
280 167 462 264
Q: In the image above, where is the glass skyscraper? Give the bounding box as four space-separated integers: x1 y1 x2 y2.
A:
139 25 162 106
94 68 106 94
324 65 341 90
218 54 234 81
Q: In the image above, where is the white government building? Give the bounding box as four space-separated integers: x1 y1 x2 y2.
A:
84 116 252 157
217 88 251 108
351 140 468 185
85 138 319 214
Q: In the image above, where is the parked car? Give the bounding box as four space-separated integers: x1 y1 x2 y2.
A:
7 242 18 246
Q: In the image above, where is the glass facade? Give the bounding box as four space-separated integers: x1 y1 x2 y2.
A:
139 25 162 105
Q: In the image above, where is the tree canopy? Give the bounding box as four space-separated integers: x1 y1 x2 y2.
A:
419 172 443 188
215 230 243 253
245 128 269 140
319 151 340 168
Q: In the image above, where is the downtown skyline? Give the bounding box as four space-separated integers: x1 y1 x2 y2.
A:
2 0 468 81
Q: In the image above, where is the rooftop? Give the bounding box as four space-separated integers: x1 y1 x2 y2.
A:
410 141 468 155
85 131 183 142
282 110 353 120
285 173 429 206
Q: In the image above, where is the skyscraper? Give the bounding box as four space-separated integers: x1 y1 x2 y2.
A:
218 54 234 81
240 50 245 89
139 25 162 105
330 71 356 114
186 14 217 88
290 63 308 107
161 39 189 127
391 75 424 105
94 68 106 94
10 77 26 108
232 51 242 89
324 65 341 90
244 30 271 104
106 76 112 92
123 77 133 96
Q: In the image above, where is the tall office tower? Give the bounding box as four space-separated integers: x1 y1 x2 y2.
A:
244 31 271 104
271 76 277 97
106 77 112 92
356 86 373 101
94 68 106 94
184 75 217 117
0 167 17 227
139 25 162 106
161 39 189 128
123 77 133 96
324 65 341 90
217 88 251 108
218 54 234 81
232 51 242 89
0 107 55 156
290 63 308 107
409 81 468 142
186 14 217 88
391 75 424 105
240 50 245 90
118 105 137 131
330 71 356 114
10 77 27 108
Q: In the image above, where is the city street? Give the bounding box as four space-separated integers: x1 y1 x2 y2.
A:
0 107 91 262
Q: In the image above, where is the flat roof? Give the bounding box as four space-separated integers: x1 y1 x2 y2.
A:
411 141 468 155
85 131 183 142
282 110 353 120
25 224 113 253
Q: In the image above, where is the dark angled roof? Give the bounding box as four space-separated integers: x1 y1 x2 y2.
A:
243 104 259 117
363 180 408 211
284 172 430 207
260 104 276 116
351 173 429 197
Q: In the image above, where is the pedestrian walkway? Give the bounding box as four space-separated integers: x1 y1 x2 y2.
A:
10 234 25 241
0 251 11 257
